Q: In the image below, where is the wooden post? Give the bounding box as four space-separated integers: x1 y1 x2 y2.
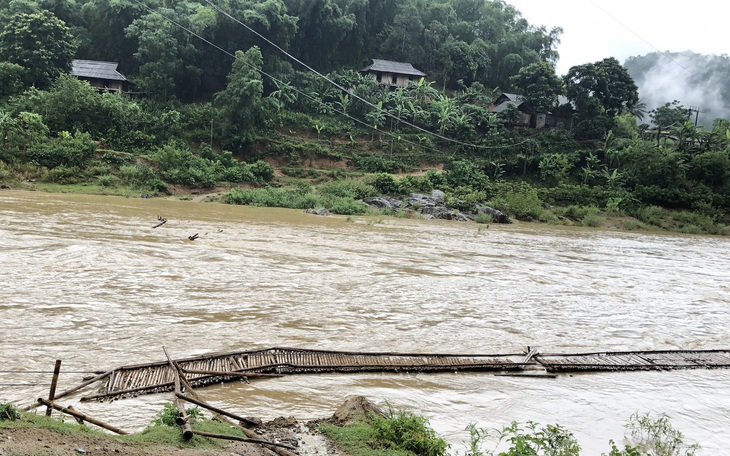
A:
37 398 128 435
46 360 62 416
163 347 193 441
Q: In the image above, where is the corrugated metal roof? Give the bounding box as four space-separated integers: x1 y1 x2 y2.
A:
361 59 426 77
71 60 128 81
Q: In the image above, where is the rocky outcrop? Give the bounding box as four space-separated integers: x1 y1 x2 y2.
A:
361 190 510 223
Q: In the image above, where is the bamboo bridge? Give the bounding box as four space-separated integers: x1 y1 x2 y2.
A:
60 347 730 402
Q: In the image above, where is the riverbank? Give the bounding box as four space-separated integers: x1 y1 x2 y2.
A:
3 181 727 236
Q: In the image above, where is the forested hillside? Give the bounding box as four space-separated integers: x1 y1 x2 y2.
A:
0 0 729 234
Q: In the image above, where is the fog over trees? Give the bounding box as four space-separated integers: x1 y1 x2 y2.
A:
624 51 730 127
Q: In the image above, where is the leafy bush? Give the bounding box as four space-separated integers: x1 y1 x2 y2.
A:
0 402 20 421
318 179 377 199
151 402 202 427
370 407 447 456
633 205 664 226
29 132 96 169
621 412 700 456
491 182 543 221
370 173 400 194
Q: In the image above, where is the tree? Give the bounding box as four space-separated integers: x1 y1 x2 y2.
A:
214 46 265 150
564 57 639 118
509 61 563 112
0 11 77 88
0 62 28 98
649 100 691 128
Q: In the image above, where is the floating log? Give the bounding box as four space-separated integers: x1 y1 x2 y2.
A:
37 398 128 435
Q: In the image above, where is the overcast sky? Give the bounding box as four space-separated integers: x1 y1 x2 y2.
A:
506 0 730 75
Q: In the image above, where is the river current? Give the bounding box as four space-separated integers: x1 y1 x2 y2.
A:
1 190 728 453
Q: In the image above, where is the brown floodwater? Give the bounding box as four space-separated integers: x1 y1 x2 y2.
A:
1 190 729 453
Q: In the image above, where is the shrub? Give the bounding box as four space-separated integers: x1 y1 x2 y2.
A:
370 173 400 194
0 402 20 421
370 406 447 456
151 402 202 427
475 212 492 224
97 174 121 187
633 205 664 226
318 179 377 199
622 412 700 456
491 182 543 221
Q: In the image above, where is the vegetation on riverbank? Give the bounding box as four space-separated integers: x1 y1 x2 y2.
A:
1 400 701 456
1 0 728 235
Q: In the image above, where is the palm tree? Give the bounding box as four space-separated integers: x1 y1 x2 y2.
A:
628 98 647 121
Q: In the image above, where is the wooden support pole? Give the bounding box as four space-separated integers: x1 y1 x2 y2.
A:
163 348 295 456
174 392 259 428
191 430 295 450
46 360 62 416
37 398 128 435
164 347 193 441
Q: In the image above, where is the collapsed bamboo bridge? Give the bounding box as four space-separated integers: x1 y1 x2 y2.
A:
53 347 730 403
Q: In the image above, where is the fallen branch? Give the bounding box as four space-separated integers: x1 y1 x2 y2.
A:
153 216 167 228
37 398 128 435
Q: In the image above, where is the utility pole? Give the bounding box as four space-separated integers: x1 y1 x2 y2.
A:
688 106 701 127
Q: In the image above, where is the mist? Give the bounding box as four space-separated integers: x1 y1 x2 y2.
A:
624 52 730 128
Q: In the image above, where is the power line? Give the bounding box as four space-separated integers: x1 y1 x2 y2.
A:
588 1 694 76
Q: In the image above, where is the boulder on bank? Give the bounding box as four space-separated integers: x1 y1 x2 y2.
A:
332 396 386 425
304 207 331 216
360 191 510 223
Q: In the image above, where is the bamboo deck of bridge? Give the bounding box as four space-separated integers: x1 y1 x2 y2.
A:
77 347 730 402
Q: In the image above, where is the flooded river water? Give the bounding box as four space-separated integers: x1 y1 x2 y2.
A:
1 190 729 453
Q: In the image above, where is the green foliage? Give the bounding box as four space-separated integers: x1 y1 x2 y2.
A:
0 62 27 98
224 186 367 215
0 402 20 421
0 10 76 88
370 173 400 194
622 412 700 456
509 61 564 112
491 182 543 221
497 421 581 456
29 132 96 169
318 179 377 199
444 159 490 191
151 402 202 427
370 406 447 456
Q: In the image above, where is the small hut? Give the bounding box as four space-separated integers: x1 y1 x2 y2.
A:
361 59 426 88
71 59 129 92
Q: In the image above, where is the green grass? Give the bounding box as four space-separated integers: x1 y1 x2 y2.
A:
319 422 414 456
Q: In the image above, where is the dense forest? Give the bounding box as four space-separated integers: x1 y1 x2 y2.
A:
0 0 729 234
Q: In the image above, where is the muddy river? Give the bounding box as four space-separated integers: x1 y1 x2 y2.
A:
1 190 728 453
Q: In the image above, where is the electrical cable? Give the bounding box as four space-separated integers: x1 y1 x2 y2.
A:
588 1 694 76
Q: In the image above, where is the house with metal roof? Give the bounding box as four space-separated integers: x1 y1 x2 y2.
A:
361 59 426 88
71 60 129 92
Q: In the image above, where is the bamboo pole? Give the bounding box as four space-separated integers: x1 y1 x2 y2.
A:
46 360 62 417
163 347 194 441
165 350 297 456
191 430 295 449
175 393 259 428
37 398 128 435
